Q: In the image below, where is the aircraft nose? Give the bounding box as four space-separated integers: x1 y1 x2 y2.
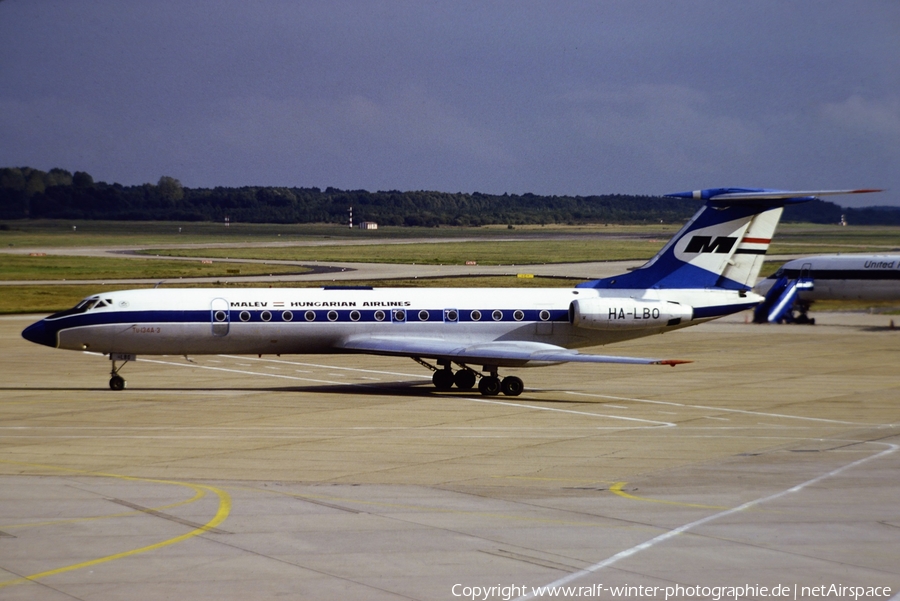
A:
22 320 56 348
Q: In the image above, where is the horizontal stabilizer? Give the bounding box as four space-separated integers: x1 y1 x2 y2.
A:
666 188 883 204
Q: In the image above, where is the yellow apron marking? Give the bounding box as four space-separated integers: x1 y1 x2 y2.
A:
1 487 206 531
228 483 631 529
0 460 231 590
610 482 729 510
492 475 618 484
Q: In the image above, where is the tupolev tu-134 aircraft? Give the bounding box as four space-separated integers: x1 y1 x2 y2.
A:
22 187 880 395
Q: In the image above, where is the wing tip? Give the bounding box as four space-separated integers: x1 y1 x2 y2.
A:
654 359 693 367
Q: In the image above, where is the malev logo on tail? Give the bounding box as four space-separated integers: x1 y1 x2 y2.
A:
673 216 750 274
683 235 737 254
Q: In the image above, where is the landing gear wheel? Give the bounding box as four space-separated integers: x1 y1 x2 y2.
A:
108 354 133 391
453 369 477 390
501 376 524 397
432 369 455 390
478 376 501 396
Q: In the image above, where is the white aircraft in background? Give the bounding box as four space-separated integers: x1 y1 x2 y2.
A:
754 253 900 324
22 188 880 394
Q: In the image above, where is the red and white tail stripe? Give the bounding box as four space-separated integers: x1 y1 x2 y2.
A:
734 235 771 255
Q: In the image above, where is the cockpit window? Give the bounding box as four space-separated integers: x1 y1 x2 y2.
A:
46 296 101 320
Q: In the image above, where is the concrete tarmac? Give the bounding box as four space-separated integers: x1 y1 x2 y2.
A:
1 312 899 600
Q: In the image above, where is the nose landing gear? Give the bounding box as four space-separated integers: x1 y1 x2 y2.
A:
415 358 524 396
109 374 126 391
108 353 136 391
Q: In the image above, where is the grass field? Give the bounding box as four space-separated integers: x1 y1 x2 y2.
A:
0 220 375 247
0 220 676 248
140 239 667 265
139 225 900 265
0 255 310 281
0 220 900 255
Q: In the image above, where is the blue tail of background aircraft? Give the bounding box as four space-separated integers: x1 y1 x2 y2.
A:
577 188 879 292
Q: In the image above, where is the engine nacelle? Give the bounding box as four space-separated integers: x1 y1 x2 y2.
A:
570 298 693 331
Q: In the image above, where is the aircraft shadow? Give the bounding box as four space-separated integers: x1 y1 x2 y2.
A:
0 381 603 403
860 325 900 333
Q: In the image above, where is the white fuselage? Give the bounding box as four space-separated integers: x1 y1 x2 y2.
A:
756 254 900 302
43 286 751 360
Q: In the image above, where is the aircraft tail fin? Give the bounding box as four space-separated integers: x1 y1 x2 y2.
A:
577 188 881 291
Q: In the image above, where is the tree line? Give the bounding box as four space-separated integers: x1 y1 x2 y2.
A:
1 166 896 226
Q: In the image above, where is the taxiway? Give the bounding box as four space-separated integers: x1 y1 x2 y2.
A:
1 312 898 599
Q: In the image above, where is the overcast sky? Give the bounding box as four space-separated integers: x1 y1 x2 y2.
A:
1 1 898 207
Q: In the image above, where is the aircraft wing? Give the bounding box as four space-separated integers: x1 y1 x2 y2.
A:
338 336 690 368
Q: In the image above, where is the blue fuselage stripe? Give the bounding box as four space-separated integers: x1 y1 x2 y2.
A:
772 269 900 281
691 302 759 319
42 308 571 332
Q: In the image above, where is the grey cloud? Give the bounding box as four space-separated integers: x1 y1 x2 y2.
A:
0 0 897 206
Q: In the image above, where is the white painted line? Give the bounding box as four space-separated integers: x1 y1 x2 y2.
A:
220 354 430 379
142 358 672 427
517 442 899 600
211 360 674 427
457 396 676 428
141 358 347 386
566 391 863 425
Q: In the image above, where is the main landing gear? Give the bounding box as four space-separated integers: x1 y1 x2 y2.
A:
415 358 524 397
790 301 816 325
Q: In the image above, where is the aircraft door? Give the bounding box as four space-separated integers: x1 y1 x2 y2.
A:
211 298 230 336
797 262 815 292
